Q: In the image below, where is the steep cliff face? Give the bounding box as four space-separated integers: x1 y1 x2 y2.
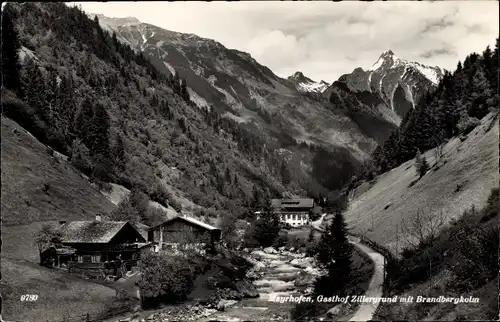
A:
324 50 445 126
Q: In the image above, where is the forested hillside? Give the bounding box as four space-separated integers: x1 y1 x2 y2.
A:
1 2 293 227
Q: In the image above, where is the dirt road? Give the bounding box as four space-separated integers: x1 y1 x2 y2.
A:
348 241 385 321
312 216 386 321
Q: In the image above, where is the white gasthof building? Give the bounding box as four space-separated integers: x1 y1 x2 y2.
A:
270 198 314 227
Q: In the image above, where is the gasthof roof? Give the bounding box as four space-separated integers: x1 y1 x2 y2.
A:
60 221 129 243
271 198 314 209
150 216 219 231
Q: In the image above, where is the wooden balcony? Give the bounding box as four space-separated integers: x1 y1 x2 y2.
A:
68 259 138 271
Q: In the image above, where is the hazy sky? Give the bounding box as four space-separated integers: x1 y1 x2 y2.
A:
72 1 498 83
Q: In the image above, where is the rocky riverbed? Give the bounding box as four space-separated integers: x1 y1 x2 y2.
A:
194 247 323 322
122 247 323 322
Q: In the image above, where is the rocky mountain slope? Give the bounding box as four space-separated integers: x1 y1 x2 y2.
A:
93 13 401 189
286 71 329 94
324 50 445 125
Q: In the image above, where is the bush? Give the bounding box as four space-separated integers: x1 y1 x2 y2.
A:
144 207 166 227
481 187 499 222
150 181 170 206
273 231 289 248
390 187 499 294
1 89 49 144
448 220 498 291
457 116 480 135
70 139 93 175
137 253 197 308
414 150 430 178
242 225 260 249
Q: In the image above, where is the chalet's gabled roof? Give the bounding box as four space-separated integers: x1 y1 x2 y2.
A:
150 215 220 231
271 198 314 209
60 221 136 243
132 222 150 239
41 245 76 256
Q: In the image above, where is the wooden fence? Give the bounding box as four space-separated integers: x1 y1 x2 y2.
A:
67 260 138 280
349 232 400 297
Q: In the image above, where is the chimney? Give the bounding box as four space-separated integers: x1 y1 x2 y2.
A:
95 214 101 221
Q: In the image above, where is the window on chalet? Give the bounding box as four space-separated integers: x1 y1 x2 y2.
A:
77 256 83 263
91 255 100 263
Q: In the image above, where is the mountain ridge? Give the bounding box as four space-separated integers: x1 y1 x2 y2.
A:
94 13 403 192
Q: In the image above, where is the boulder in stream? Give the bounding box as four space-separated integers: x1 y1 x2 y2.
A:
294 271 316 287
304 266 322 276
246 270 262 280
235 280 259 298
290 257 313 269
326 304 343 317
216 299 238 311
263 247 278 254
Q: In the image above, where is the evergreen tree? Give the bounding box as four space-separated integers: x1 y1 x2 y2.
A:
1 6 22 93
328 212 353 290
415 150 429 178
316 222 336 268
469 66 492 119
307 227 315 243
112 134 126 172
56 75 77 138
251 199 280 247
91 102 111 157
419 156 430 178
315 212 353 295
173 72 181 95
252 185 263 210
224 167 231 184
74 99 97 151
280 159 291 185
180 78 190 102
22 59 48 120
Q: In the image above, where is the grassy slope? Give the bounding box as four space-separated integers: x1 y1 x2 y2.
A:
339 112 498 253
1 116 124 321
1 258 119 322
1 116 116 226
1 116 117 260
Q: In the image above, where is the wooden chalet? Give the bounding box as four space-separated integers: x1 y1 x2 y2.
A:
148 215 221 253
57 216 151 278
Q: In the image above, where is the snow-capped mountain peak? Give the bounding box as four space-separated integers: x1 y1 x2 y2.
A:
368 49 444 85
287 71 329 93
323 49 446 125
288 71 313 83
369 49 405 71
92 13 140 27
